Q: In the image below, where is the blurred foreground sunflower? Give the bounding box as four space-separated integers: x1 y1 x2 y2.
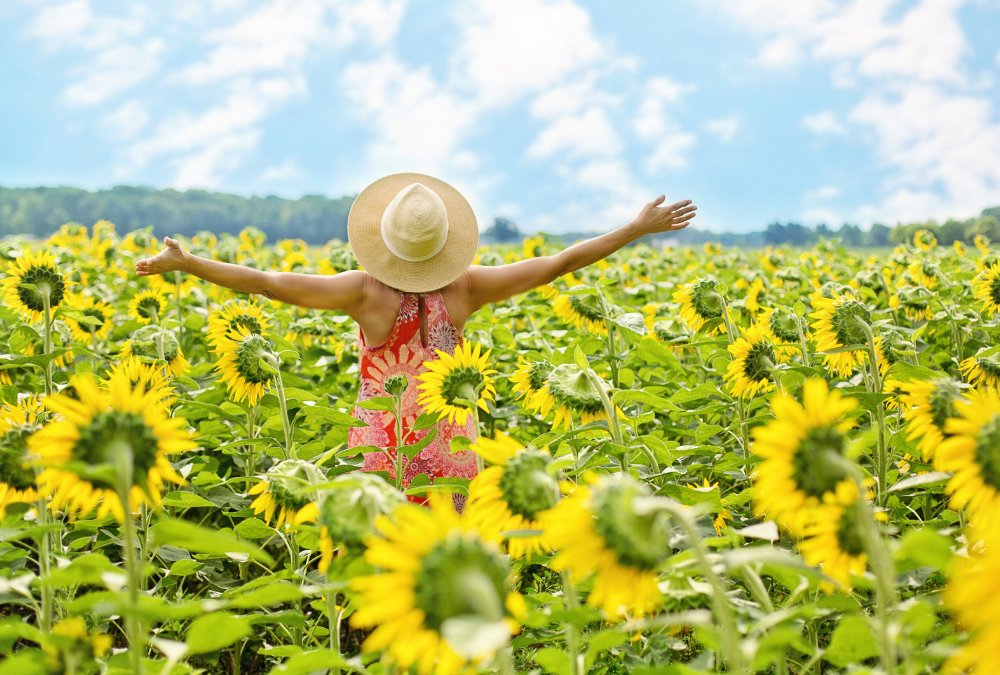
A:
316 472 406 573
0 396 45 517
350 496 523 675
795 480 870 591
945 521 1000 675
934 388 1000 524
543 475 668 618
30 373 196 522
466 433 559 559
751 378 858 534
901 377 967 461
0 248 66 323
416 341 497 426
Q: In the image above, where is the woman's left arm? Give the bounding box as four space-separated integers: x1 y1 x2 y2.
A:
461 196 696 309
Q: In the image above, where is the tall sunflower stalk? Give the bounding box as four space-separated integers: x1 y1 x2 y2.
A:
716 284 752 457
385 374 409 490
851 316 889 506
259 352 293 459
111 437 146 675
594 285 621 389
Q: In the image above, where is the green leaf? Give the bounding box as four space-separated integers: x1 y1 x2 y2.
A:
573 345 589 370
55 307 104 325
610 312 646 335
258 357 279 375
793 301 805 317
401 427 438 459
889 471 951 492
150 517 274 565
268 649 353 675
160 491 215 509
534 647 571 675
611 390 675 411
355 396 396 411
450 435 474 454
890 361 942 383
298 405 368 427
168 560 204 577
656 484 723 512
412 413 440 431
185 613 252 654
823 615 880 668
7 326 39 354
234 518 275 540
668 383 725 406
896 528 953 571
696 424 724 443
585 630 626 670
227 583 306 609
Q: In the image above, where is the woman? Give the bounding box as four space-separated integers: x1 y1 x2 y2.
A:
136 173 696 498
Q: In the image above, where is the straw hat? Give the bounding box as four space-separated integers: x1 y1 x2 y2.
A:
348 173 479 293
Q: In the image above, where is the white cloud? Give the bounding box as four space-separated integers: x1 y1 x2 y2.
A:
806 185 841 201
28 0 144 51
802 110 846 135
259 159 304 182
645 132 697 172
527 107 622 159
64 39 164 106
706 116 739 143
633 76 697 172
710 0 1000 223
101 100 151 141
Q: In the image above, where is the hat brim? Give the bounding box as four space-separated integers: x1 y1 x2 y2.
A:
348 173 479 293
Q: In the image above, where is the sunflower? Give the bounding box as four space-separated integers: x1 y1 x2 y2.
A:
29 373 196 522
536 284 559 301
0 396 45 517
543 475 668 618
795 480 869 591
944 520 1000 675
745 277 767 315
530 363 614 431
751 378 858 534
0 248 67 323
207 298 272 351
523 236 544 259
248 459 322 529
316 473 406 573
416 341 497 426
883 379 908 412
893 286 935 322
913 229 937 251
510 358 552 408
214 325 275 406
972 264 1000 317
350 496 523 675
961 354 1000 389
648 321 691 353
104 356 176 410
975 234 991 256
553 292 607 336
934 388 1000 523
44 616 113 673
873 328 910 379
809 293 871 378
64 293 114 344
120 325 190 377
127 288 168 326
466 433 559 559
907 260 940 289
725 323 779 399
901 377 966 461
759 306 803 360
673 279 726 334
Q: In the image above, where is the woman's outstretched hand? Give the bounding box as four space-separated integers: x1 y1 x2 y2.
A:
630 196 697 235
135 236 189 277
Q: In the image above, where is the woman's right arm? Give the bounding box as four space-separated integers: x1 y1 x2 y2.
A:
135 236 365 311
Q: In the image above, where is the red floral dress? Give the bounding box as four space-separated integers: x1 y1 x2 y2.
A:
350 292 479 507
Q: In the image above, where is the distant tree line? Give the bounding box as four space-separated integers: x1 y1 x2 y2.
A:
2 184 998 249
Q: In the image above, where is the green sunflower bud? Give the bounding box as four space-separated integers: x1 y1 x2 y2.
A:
317 473 406 550
590 476 672 571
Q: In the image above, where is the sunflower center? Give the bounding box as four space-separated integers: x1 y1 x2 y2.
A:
414 535 509 631
831 300 871 346
591 480 671 571
973 414 1000 491
990 277 1000 306
17 266 66 312
498 451 558 519
791 427 849 499
690 281 724 320
229 316 262 335
569 295 604 321
835 501 867 557
546 364 605 415
439 367 485 406
130 326 180 363
929 381 962 433
234 334 276 385
742 340 776 383
80 308 106 334
76 411 161 488
136 297 161 320
0 426 39 490
768 309 800 342
527 361 553 391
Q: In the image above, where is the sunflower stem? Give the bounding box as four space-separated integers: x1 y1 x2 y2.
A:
794 314 811 367
560 571 582 675
174 271 183 337
149 307 166 365
327 591 343 669
41 290 53 398
854 317 888 506
584 369 623 449
393 392 405 491
36 496 53 633
111 439 145 675
263 353 293 460
595 285 620 389
666 504 748 675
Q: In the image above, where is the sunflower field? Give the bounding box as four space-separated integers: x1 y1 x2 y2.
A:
1 221 999 675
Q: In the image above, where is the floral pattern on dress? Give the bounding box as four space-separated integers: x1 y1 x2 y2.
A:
352 292 479 507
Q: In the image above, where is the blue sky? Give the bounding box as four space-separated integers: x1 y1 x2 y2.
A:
2 0 1000 234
